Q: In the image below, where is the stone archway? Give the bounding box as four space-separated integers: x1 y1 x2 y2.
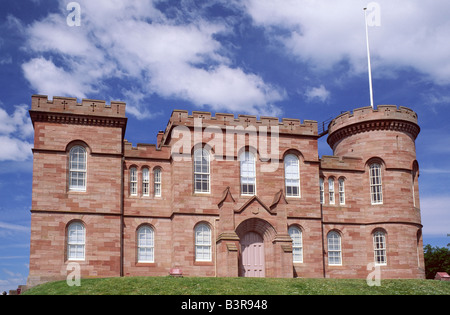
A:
236 218 277 277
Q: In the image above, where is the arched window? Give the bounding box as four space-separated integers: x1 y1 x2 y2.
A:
240 151 256 195
67 222 85 261
373 230 387 266
195 223 211 262
412 162 419 208
142 168 150 196
328 178 335 205
137 225 154 263
338 178 345 205
285 154 300 197
194 148 210 193
319 177 324 204
327 231 342 265
154 168 161 197
130 167 138 196
369 163 383 204
69 146 87 191
288 226 303 263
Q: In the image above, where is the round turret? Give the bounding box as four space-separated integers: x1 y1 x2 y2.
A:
327 105 420 170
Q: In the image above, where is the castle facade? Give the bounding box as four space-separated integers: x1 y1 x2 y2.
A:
27 95 425 286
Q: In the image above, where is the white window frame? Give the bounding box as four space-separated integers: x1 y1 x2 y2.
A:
327 231 342 266
339 178 345 205
67 222 85 261
328 178 335 205
289 226 303 263
193 149 210 194
69 146 87 192
130 167 138 196
240 151 256 196
285 154 300 197
373 230 387 266
154 168 162 197
195 223 212 262
142 168 150 197
319 177 324 204
369 163 383 205
137 225 155 263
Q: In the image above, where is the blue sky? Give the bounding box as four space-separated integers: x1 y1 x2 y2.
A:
0 0 449 292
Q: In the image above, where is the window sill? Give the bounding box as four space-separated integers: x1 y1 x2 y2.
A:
193 192 211 196
136 262 156 267
194 261 213 266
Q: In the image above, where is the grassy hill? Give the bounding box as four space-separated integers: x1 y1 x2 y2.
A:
22 276 450 295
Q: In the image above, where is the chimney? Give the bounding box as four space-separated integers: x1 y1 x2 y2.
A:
157 131 164 148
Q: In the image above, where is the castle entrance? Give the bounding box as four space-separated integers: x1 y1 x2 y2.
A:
239 232 265 277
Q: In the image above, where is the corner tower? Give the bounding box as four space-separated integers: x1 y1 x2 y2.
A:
28 95 127 287
324 105 424 279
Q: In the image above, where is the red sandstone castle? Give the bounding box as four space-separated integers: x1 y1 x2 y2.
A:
27 94 424 286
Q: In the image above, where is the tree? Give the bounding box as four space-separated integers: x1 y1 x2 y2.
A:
423 244 450 279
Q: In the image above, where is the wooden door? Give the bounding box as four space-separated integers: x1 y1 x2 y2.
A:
240 232 265 277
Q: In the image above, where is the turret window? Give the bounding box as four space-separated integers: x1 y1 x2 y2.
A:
369 163 383 205
69 146 87 192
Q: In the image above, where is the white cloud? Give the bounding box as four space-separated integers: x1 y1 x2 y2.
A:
22 57 92 99
0 105 33 162
20 0 286 118
305 85 330 103
243 0 450 84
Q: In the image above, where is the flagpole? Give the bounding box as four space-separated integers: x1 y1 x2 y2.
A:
364 7 374 109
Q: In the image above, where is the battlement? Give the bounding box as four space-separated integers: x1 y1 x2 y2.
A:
329 105 418 134
327 105 420 149
163 109 318 140
124 140 171 160
31 95 126 118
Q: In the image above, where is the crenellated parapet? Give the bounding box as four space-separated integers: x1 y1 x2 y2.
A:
31 95 126 117
161 109 318 146
29 95 127 129
327 105 420 150
124 141 171 160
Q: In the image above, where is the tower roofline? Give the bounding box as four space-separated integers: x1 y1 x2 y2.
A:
327 105 420 149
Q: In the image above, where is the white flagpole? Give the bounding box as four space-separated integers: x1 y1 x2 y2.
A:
364 7 374 109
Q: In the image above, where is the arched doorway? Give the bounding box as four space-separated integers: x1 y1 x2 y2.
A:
240 232 265 277
236 218 276 277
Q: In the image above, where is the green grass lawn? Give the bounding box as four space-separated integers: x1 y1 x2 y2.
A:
22 276 450 295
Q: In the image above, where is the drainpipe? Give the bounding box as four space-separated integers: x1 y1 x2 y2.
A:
320 203 326 279
120 149 125 277
214 218 219 277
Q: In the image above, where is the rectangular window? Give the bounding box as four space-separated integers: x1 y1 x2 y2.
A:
194 149 210 193
142 168 149 196
69 146 87 192
154 168 161 197
369 164 383 204
240 152 256 196
327 232 342 265
138 226 154 263
328 178 335 205
285 155 300 197
320 178 324 204
289 227 303 263
68 223 85 261
373 231 387 266
195 224 212 262
130 167 137 196
339 178 345 205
